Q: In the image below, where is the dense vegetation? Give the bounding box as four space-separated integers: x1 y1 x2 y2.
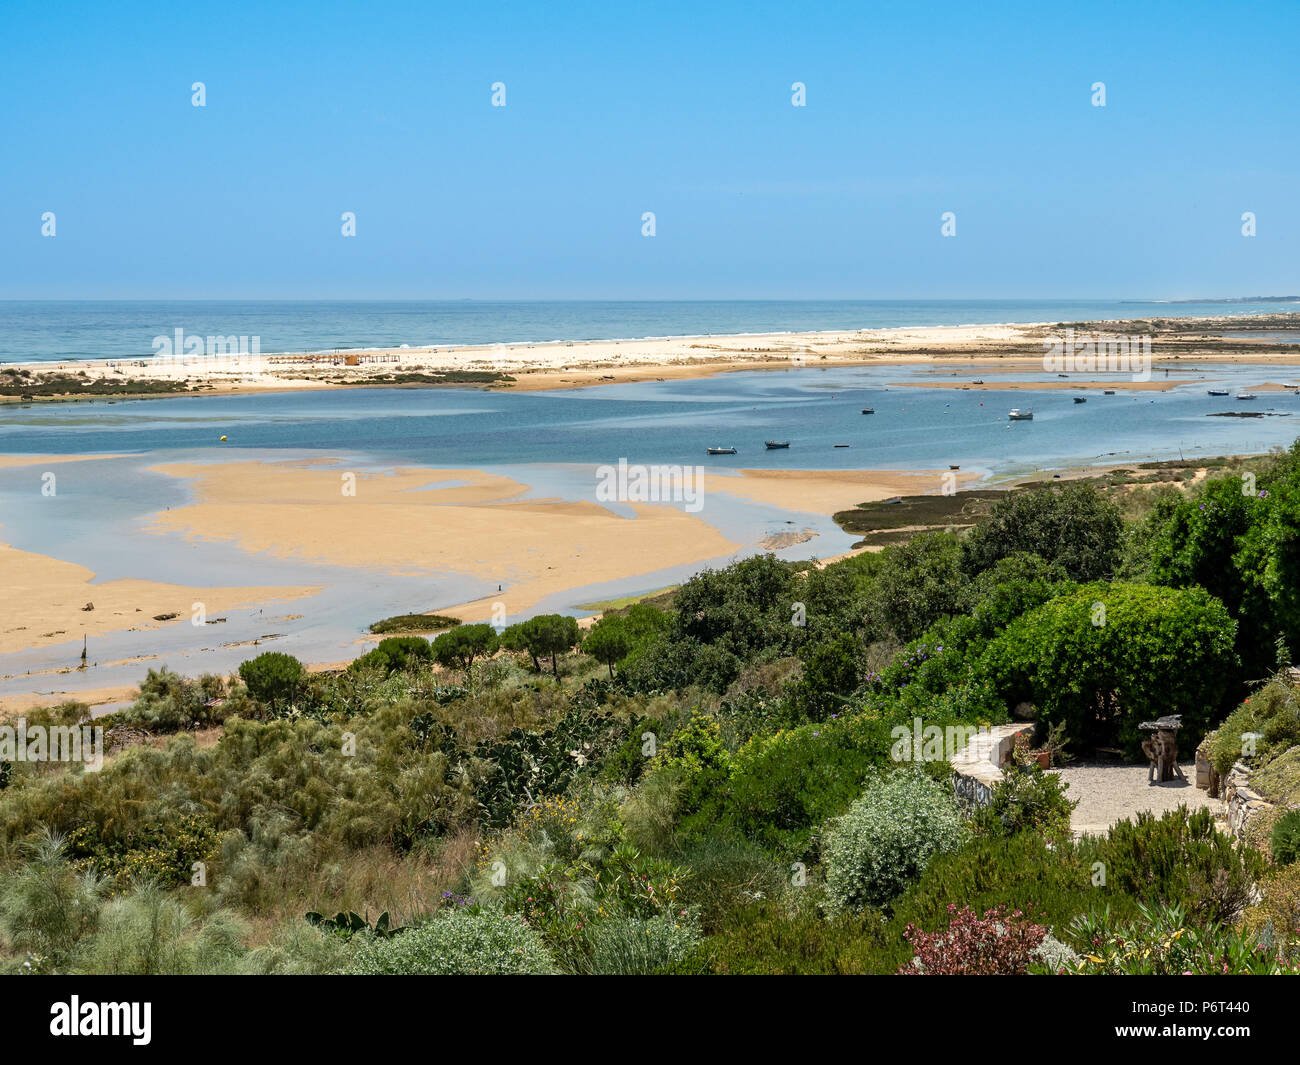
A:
4 443 1300 974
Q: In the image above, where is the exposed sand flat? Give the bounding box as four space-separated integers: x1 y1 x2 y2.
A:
144 460 742 621
0 684 139 720
707 468 965 514
0 540 319 657
9 314 1300 398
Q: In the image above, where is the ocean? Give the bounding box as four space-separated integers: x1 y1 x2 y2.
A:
2 298 1299 363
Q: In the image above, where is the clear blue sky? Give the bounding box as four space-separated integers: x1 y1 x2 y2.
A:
1 0 1296 299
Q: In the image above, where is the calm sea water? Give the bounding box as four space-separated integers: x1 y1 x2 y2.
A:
2 298 1299 363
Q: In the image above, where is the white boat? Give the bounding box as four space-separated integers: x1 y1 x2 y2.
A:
1008 408 1034 421
1236 393 1257 400
706 446 738 455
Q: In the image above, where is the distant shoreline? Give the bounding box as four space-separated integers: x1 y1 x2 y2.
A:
5 313 1300 401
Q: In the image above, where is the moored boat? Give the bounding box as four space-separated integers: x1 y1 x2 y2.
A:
764 440 790 449
1073 396 1087 403
1207 389 1230 396
1008 408 1034 420
861 408 875 414
706 446 738 455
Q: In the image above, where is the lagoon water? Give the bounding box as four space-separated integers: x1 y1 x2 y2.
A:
2 362 1298 701
2 362 1297 473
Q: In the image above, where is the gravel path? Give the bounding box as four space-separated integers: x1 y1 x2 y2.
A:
1051 761 1223 837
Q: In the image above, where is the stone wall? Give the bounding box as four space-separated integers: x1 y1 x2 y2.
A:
950 723 1036 807
1221 765 1275 841
1195 737 1273 841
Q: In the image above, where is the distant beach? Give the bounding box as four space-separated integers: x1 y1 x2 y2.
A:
5 312 1300 400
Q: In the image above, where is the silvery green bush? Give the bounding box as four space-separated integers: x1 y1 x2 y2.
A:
1030 932 1082 974
348 908 555 975
583 914 701 975
823 769 968 912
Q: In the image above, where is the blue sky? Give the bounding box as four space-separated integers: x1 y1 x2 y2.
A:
1 0 1296 299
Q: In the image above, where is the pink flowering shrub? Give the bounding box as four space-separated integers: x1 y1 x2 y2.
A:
900 903 1047 974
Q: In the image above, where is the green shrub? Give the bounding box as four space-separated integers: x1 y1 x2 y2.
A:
431 623 500 682
682 711 894 859
671 836 788 934
979 583 1238 755
789 632 867 720
1059 902 1297 975
238 652 306 713
72 883 248 975
582 615 634 678
1241 862 1300 956
1078 807 1265 924
822 769 968 912
240 920 358 974
1248 746 1300 809
1207 673 1300 777
110 669 242 732
368 614 460 635
498 615 580 676
973 763 1077 844
580 914 701 975
961 482 1123 582
348 908 555 975
1272 809 1300 866
888 832 1142 958
64 813 221 889
0 830 103 969
650 711 731 819
695 898 899 975
347 636 434 676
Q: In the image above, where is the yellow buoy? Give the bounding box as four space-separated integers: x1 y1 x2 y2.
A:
220 435 227 442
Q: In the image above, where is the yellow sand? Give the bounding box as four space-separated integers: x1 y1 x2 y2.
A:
145 461 743 621
0 540 318 657
706 468 962 514
10 318 1300 397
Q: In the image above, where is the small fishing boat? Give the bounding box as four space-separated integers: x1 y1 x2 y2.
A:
764 440 790 450
1057 373 1068 378
1236 393 1257 400
1207 389 1230 396
972 379 984 385
1103 389 1116 395
949 464 960 470
861 408 875 414
1008 408 1034 421
833 443 851 448
1073 396 1087 403
706 446 738 455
